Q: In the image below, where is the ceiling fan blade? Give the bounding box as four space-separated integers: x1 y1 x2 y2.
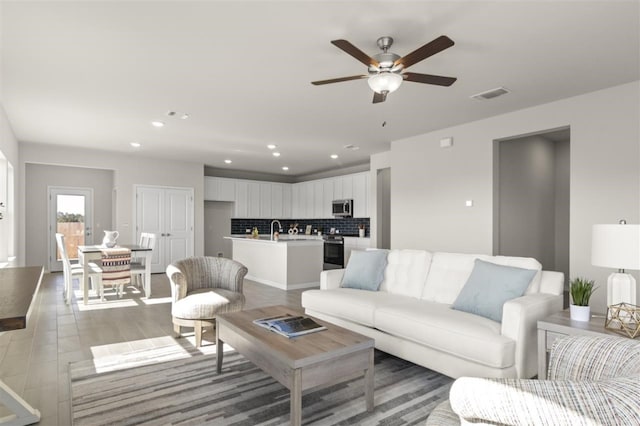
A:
372 91 387 104
311 75 368 85
331 39 380 67
394 35 455 69
403 72 457 86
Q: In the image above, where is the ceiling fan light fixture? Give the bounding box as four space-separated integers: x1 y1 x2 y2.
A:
368 72 403 94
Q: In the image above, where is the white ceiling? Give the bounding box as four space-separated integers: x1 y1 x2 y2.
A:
1 1 639 177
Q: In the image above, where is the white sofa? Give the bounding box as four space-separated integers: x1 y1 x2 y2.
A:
302 250 564 379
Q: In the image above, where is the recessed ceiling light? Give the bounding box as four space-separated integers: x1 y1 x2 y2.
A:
267 144 277 150
181 114 189 120
330 154 338 159
272 152 281 157
151 121 165 128
224 159 232 164
130 142 141 148
282 166 289 171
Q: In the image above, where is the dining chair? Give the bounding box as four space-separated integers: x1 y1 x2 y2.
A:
100 247 131 299
55 233 102 303
130 232 157 289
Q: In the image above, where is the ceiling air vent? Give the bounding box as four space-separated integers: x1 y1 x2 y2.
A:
470 87 510 101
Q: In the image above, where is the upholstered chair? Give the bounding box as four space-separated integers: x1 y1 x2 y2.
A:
426 335 640 425
166 256 247 348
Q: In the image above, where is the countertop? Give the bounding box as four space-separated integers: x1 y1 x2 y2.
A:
225 235 323 244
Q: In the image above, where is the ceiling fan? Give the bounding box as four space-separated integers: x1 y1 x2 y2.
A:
311 35 457 103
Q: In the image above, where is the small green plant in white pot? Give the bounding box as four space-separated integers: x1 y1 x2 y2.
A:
569 277 597 322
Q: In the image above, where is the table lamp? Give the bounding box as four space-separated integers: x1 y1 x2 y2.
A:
591 221 640 307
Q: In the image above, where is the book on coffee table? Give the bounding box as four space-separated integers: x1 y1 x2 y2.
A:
253 314 327 338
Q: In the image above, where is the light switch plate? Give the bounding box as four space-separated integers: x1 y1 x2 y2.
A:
465 200 473 207
440 137 453 148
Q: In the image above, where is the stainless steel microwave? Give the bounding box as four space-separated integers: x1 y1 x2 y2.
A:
332 199 353 217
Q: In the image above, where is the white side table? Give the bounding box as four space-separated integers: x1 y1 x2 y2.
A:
537 310 633 379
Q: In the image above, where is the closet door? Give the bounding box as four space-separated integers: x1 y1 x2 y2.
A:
136 186 194 273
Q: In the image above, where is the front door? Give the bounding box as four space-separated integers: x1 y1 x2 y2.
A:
49 187 93 272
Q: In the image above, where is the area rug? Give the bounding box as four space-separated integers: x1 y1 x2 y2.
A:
70 347 453 425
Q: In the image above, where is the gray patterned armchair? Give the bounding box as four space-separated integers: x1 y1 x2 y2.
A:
166 256 247 347
427 335 640 425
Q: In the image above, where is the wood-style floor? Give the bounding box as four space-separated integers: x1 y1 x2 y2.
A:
0 271 306 425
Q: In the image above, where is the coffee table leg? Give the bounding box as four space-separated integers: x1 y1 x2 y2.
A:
216 327 223 374
365 349 374 411
290 368 302 426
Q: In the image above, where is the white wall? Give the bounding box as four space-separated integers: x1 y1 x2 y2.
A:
204 201 233 258
369 151 390 248
19 143 205 263
0 103 19 264
25 164 114 268
391 81 640 313
497 135 556 269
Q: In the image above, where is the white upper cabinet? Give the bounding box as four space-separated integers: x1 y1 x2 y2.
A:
313 181 324 218
247 182 261 218
291 183 301 219
259 183 272 218
217 170 370 219
341 174 354 199
303 182 314 219
322 179 334 218
352 172 369 218
204 177 236 202
282 184 292 218
234 180 248 218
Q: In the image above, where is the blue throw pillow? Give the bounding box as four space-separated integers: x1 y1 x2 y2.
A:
452 259 536 322
341 250 388 291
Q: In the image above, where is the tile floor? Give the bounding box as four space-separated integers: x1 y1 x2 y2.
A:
0 271 306 425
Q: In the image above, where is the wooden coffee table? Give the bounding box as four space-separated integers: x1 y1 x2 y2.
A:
216 305 375 426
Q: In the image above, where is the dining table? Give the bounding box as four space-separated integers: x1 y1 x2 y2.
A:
77 244 153 304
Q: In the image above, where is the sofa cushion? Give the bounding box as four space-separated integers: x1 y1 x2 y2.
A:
341 249 388 291
301 288 404 327
476 255 542 295
422 253 543 303
375 298 515 369
451 259 537 322
379 249 432 298
421 253 478 304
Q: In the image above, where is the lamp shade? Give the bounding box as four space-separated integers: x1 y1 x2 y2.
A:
591 224 640 270
367 72 403 94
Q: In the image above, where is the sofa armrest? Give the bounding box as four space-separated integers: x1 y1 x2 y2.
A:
501 293 563 378
539 270 564 295
320 269 345 290
449 376 618 425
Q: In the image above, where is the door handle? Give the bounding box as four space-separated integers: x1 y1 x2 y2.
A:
166 233 171 237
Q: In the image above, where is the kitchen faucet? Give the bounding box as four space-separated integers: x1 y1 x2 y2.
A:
270 219 282 241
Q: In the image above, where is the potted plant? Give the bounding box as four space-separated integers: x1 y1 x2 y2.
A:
569 277 597 321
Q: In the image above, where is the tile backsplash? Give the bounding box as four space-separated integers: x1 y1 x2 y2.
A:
231 217 370 237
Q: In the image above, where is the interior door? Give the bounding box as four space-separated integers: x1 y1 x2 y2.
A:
136 186 194 273
49 187 93 272
164 188 194 266
136 187 164 273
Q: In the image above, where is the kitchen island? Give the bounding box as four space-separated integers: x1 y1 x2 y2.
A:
225 235 323 290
